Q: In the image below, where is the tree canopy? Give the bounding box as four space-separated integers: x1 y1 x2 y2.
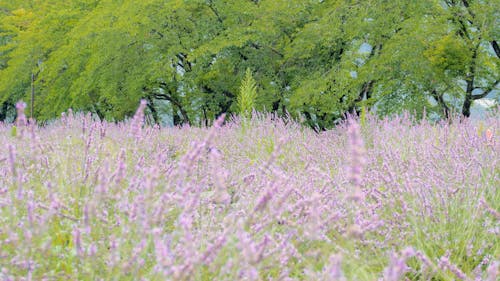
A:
1 0 499 127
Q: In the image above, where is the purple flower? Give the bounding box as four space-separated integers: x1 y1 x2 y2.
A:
382 247 415 281
324 254 346 281
15 101 27 127
347 120 366 201
438 252 468 280
130 99 148 138
486 261 499 281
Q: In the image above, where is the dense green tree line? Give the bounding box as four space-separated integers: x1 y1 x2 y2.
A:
0 0 498 128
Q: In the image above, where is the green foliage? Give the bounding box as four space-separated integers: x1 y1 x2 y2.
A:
0 0 498 126
424 34 471 76
237 68 258 118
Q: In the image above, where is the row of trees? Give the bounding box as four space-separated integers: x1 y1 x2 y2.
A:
1 0 499 128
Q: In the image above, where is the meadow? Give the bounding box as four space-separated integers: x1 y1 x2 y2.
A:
0 102 498 280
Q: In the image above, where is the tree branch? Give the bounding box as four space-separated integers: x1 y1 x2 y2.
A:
206 1 223 24
154 85 190 124
176 52 192 71
150 29 164 39
461 0 477 19
472 79 500 100
491 41 500 59
250 42 284 58
146 97 159 124
431 89 450 119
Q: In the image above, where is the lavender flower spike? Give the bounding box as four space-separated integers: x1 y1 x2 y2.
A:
130 99 148 137
347 120 366 201
15 101 27 127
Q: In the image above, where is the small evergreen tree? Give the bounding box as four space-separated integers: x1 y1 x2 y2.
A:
237 68 258 118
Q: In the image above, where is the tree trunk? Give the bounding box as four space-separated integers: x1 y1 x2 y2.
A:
173 110 182 126
491 40 500 59
461 46 478 118
154 89 190 125
93 106 105 121
431 89 450 119
146 97 159 124
302 110 320 133
178 105 190 124
272 99 281 111
354 80 375 115
202 106 209 127
0 101 10 121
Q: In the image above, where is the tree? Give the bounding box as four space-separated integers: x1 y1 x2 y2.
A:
0 0 98 120
237 68 258 117
443 0 500 117
0 0 498 126
349 0 499 119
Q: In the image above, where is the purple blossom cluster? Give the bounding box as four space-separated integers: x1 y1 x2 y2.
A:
0 103 498 280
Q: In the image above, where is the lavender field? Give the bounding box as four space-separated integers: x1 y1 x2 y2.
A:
0 104 499 280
